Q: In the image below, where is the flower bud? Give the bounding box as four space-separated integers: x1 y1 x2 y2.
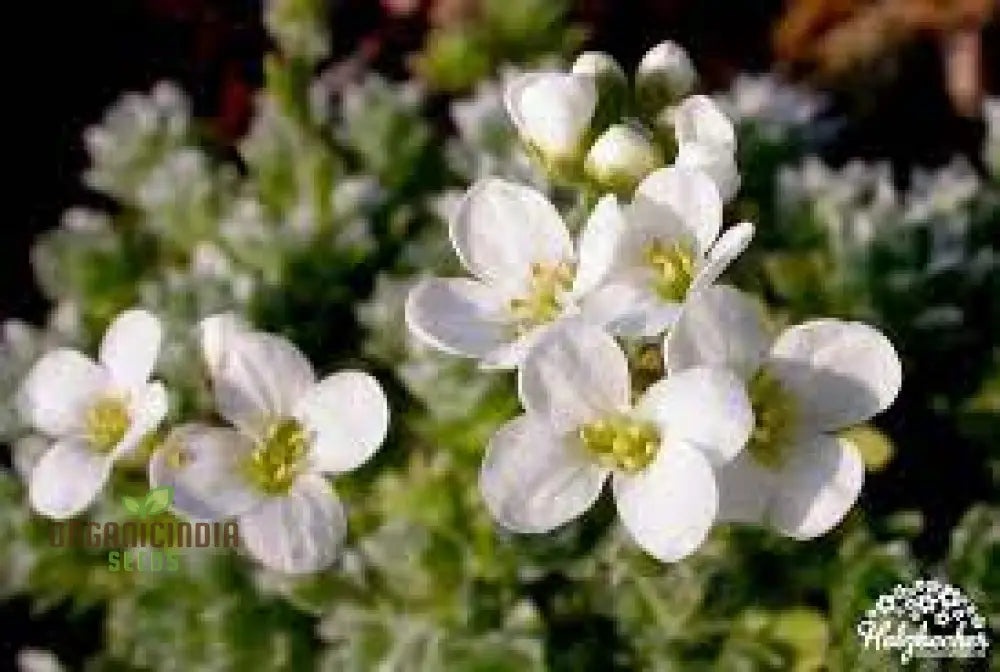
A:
505 72 597 168
585 124 663 193
573 51 628 134
636 41 697 115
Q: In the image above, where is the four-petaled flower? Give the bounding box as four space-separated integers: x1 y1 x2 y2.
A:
405 177 626 368
19 309 168 519
580 166 753 337
149 317 389 573
665 286 902 539
479 324 752 561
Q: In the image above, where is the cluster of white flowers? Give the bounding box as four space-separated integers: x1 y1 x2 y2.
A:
405 43 903 561
16 310 390 574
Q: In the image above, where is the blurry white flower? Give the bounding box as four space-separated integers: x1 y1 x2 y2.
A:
585 124 663 193
150 318 389 573
16 649 65 672
480 324 752 561
504 72 597 164
660 95 740 200
635 41 697 113
19 310 167 519
718 74 823 134
405 178 626 368
666 286 902 539
579 166 754 337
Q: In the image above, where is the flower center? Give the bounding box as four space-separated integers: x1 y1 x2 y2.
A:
508 261 574 335
643 240 695 301
578 416 660 473
245 417 309 496
83 396 129 453
746 370 799 469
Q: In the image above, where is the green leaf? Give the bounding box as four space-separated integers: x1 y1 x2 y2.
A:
121 495 143 517
142 486 173 516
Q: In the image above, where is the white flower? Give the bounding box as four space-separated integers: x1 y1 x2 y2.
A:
504 72 597 163
585 124 663 193
404 177 626 368
635 41 697 113
18 309 168 519
480 324 752 561
572 51 626 87
578 166 754 337
150 319 389 573
661 95 740 200
666 286 902 539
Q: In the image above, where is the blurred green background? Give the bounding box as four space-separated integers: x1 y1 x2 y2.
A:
1 1 997 670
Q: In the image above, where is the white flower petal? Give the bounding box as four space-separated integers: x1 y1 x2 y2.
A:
768 320 902 433
480 415 608 533
405 278 512 361
713 450 777 524
636 367 752 466
633 166 722 255
612 440 717 562
672 95 736 151
29 438 111 519
480 323 553 370
296 371 389 474
19 349 108 437
450 178 573 292
198 313 250 379
572 194 627 296
665 284 769 379
518 323 630 431
239 474 346 573
504 72 596 159
113 381 169 458
98 309 162 391
212 331 317 435
768 434 864 539
675 143 740 201
580 280 681 337
148 424 263 519
689 221 754 293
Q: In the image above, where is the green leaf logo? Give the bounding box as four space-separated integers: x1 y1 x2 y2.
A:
121 495 143 516
122 487 173 518
142 487 173 516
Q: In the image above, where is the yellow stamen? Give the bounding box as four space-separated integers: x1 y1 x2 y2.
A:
83 396 130 453
244 418 309 495
578 416 660 473
643 240 695 302
746 370 799 469
509 261 574 335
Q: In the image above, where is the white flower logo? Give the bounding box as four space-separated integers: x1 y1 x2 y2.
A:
19 309 168 519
